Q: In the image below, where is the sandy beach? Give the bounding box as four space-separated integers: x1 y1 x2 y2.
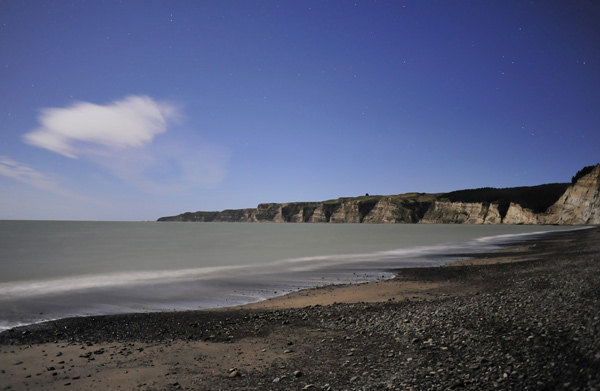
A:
1 227 599 390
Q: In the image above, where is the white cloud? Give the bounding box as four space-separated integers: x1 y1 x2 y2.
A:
0 156 59 191
92 138 230 193
18 95 229 195
0 156 77 198
23 95 179 158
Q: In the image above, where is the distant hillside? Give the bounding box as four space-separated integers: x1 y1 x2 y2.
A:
158 164 600 225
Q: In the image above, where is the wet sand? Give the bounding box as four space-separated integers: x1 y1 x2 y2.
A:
1 227 599 390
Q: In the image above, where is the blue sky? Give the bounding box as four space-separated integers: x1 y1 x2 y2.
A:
1 1 598 221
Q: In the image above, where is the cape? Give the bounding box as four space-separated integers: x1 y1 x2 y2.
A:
158 164 600 225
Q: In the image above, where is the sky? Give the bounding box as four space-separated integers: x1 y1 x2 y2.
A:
1 1 599 221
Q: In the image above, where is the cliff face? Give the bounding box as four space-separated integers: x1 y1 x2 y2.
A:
542 164 600 225
158 164 600 225
502 203 540 225
420 201 502 224
161 208 257 222
361 196 432 223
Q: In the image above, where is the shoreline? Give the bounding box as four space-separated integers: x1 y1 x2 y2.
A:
230 227 587 311
1 227 599 390
0 225 574 333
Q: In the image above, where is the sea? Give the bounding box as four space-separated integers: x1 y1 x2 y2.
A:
0 221 578 332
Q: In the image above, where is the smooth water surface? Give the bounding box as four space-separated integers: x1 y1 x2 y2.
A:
0 221 575 331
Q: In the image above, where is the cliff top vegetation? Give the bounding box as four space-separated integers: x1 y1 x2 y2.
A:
441 183 570 215
572 164 599 184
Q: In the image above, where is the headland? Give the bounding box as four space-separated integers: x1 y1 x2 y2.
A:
158 164 600 226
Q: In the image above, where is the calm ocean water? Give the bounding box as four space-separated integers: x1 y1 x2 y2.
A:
0 221 575 331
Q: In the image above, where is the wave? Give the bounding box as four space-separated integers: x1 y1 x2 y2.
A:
0 226 583 333
2 227 576 301
0 264 250 300
472 226 590 245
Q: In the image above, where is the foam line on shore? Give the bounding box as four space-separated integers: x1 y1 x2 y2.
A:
0 229 534 300
1 227 584 301
0 227 583 332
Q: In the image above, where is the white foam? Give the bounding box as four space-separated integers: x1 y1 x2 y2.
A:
2 226 581 300
0 264 252 300
0 225 582 333
473 226 590 245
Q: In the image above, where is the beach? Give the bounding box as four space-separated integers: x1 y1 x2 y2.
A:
1 227 599 390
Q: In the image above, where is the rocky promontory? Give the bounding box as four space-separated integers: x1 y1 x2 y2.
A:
158 164 600 225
